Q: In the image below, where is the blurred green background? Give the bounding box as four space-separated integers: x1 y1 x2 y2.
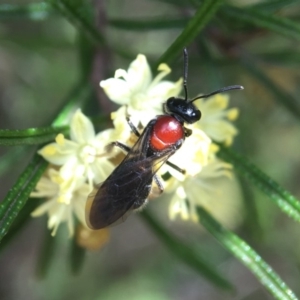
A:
1 0 300 299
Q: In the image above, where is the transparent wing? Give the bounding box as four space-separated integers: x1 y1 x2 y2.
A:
124 119 154 162
86 134 176 230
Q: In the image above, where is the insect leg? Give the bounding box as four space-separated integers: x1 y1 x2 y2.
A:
106 141 131 153
184 127 192 137
166 161 186 174
126 117 141 138
153 175 164 194
138 174 164 205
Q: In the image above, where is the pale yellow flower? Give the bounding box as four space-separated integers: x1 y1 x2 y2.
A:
100 54 182 126
38 109 115 187
168 158 243 229
195 94 239 145
98 53 242 229
110 106 132 143
160 128 211 181
31 169 90 236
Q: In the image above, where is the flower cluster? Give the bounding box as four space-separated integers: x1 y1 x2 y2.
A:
31 53 243 238
100 54 243 228
31 110 119 237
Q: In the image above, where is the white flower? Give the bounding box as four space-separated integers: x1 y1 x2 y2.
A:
168 158 244 229
160 128 211 181
100 54 182 126
31 169 90 236
98 53 243 229
195 94 239 145
110 106 132 143
38 109 115 187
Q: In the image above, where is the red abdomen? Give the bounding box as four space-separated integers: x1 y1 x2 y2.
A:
150 116 184 151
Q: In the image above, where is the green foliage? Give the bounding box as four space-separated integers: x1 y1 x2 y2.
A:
156 0 224 66
198 207 298 300
0 126 69 146
46 0 105 45
0 2 53 20
218 145 300 222
141 210 233 290
1 0 300 299
0 154 48 241
223 5 300 40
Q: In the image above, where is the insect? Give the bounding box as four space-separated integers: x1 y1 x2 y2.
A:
86 48 243 230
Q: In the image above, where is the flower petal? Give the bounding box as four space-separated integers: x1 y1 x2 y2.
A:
126 54 152 92
147 79 183 107
70 109 96 143
127 108 158 128
48 204 67 236
201 120 238 144
59 156 84 180
110 107 132 143
166 129 211 179
38 138 78 165
150 63 171 87
94 128 118 150
100 78 131 105
183 169 244 229
169 186 189 220
30 176 58 198
31 198 56 217
73 196 87 227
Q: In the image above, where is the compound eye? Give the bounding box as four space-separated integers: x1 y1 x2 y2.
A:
165 97 177 113
193 109 200 118
183 106 201 124
190 109 201 122
167 97 175 103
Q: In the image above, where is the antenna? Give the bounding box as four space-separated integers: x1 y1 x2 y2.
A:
190 85 244 103
183 48 188 101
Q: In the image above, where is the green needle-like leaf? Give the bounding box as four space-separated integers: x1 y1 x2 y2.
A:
0 114 107 147
0 2 53 20
156 0 224 67
218 145 300 223
141 210 233 290
223 5 300 40
108 17 188 31
198 207 298 300
0 126 68 146
46 0 105 46
0 154 48 242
